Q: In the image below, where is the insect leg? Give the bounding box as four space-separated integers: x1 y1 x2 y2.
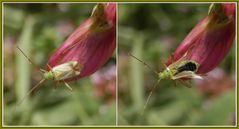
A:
54 81 60 90
168 44 196 70
177 79 192 88
167 54 187 70
63 81 73 91
173 80 177 87
47 64 52 69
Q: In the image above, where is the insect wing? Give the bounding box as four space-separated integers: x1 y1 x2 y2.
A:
171 71 203 80
52 61 82 81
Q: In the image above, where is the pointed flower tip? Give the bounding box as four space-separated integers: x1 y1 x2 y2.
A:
91 3 105 18
208 3 235 22
206 3 235 31
208 3 235 15
208 3 223 15
105 3 116 25
89 3 116 33
222 3 236 19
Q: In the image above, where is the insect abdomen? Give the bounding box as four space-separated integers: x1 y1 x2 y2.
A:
177 62 197 73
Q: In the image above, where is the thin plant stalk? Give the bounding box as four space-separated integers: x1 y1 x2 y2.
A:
15 16 35 124
129 32 145 113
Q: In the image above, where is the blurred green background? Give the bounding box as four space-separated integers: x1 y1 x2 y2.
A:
3 3 116 125
118 3 236 125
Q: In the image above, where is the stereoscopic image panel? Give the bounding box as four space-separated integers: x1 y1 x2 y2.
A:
3 3 116 126
118 3 236 126
2 2 236 127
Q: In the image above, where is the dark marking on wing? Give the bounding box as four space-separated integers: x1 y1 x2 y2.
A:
176 62 197 74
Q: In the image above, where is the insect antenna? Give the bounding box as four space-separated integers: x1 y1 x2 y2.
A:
15 79 45 111
141 78 162 115
128 53 158 75
16 46 45 73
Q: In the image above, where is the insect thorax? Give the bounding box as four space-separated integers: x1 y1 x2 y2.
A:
43 71 54 80
158 67 172 79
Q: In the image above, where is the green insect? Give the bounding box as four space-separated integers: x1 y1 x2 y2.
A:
16 46 83 105
129 52 203 111
158 55 202 80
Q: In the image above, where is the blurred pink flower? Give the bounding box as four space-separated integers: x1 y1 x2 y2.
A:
196 68 234 99
91 65 116 104
167 3 235 74
47 3 116 82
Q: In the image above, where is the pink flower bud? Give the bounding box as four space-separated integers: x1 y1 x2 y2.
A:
47 3 116 82
167 3 235 74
